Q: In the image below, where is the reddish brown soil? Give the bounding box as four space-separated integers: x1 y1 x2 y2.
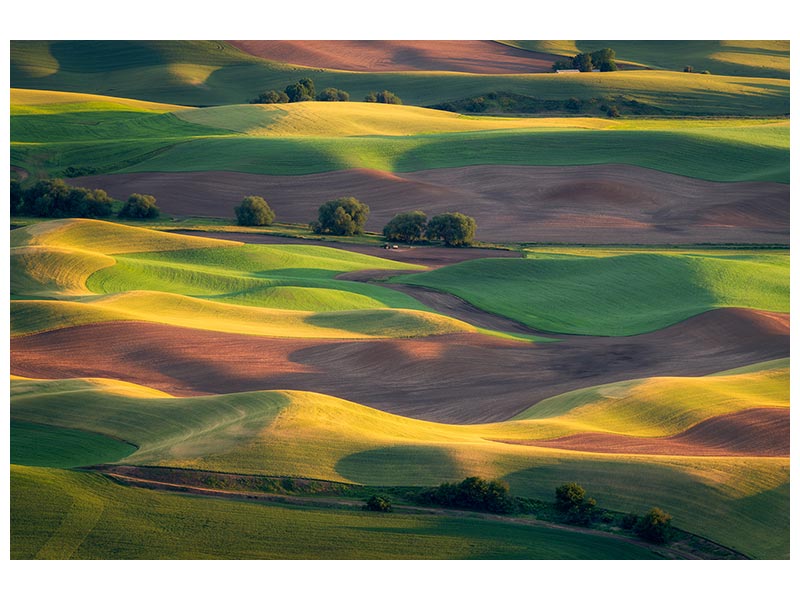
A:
69 165 789 244
10 309 788 424
226 40 564 74
501 408 789 457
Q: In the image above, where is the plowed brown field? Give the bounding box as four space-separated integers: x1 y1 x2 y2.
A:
70 165 789 244
226 40 563 74
10 309 788 424
501 408 789 456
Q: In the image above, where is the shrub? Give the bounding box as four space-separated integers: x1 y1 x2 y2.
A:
635 507 673 544
364 90 403 104
606 105 620 118
554 482 597 525
317 88 350 101
419 477 513 514
119 193 160 219
235 196 275 226
10 180 24 216
565 97 582 111
363 495 392 512
620 513 640 530
383 211 427 243
311 197 370 236
426 212 476 247
683 65 694 73
700 70 711 74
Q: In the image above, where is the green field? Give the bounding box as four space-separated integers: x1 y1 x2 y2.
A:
395 250 789 335
11 91 789 182
11 466 664 560
502 40 790 79
11 41 789 114
10 366 789 559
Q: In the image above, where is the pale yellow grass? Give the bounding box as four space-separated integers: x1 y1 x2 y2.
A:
10 88 189 113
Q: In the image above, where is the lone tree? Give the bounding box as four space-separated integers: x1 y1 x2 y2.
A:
635 507 673 544
554 482 597 525
426 212 476 247
119 193 160 219
363 494 392 512
383 211 427 243
310 197 370 236
235 195 275 226
316 87 350 101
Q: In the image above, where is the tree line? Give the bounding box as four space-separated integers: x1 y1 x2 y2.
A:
11 179 161 220
235 195 477 247
250 77 402 105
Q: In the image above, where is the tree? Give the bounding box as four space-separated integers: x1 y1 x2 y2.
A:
23 178 70 217
554 482 597 525
363 495 392 512
572 53 594 72
383 211 427 243
250 90 289 104
426 212 476 247
310 197 370 236
316 87 350 101
683 65 694 73
364 90 403 104
10 180 24 216
635 507 673 544
419 477 513 514
235 195 275 226
285 77 315 102
119 193 160 219
75 187 114 218
590 48 618 71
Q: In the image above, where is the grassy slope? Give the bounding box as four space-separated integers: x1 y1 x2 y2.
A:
10 361 789 558
10 41 789 113
11 421 136 468
10 466 661 560
11 93 789 182
11 220 487 339
10 293 475 339
395 251 788 336
501 40 790 79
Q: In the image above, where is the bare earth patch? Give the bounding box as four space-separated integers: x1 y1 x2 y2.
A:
498 408 789 457
70 165 789 244
10 309 788 424
226 40 564 74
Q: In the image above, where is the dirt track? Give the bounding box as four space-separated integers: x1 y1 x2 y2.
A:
499 408 789 457
70 165 789 244
10 309 788 424
226 40 564 74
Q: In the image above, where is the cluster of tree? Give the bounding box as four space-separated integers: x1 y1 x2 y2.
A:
250 78 351 104
384 211 476 247
310 197 370 236
620 507 673 544
11 179 113 218
431 92 661 117
118 193 160 219
12 179 161 220
364 90 403 104
554 482 597 525
235 195 275 226
418 477 514 514
552 48 618 72
363 494 392 512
